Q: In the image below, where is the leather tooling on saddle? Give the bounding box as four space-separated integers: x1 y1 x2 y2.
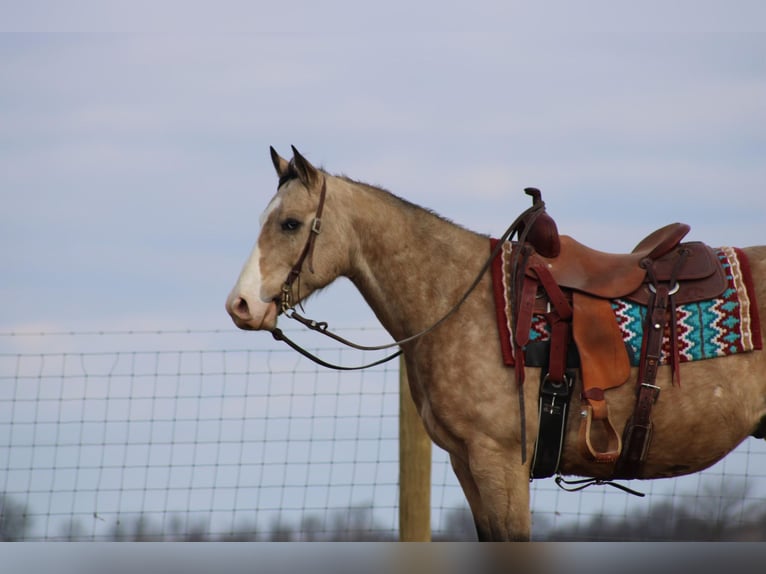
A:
490 189 763 480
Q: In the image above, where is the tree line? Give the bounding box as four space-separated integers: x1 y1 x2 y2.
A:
3 480 765 541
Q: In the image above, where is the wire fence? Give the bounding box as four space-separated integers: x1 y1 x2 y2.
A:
2 328 765 541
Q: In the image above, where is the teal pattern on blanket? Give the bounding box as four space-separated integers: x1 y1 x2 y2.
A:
525 247 759 366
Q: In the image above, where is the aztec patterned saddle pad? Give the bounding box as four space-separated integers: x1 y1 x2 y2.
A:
492 245 762 366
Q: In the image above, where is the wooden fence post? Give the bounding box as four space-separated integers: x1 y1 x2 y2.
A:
398 355 432 541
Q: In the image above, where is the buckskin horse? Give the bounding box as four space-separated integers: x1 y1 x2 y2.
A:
225 146 766 541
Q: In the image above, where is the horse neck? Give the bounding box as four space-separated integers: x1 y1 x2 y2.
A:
336 179 489 339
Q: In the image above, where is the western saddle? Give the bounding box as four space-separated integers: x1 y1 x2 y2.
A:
511 189 727 479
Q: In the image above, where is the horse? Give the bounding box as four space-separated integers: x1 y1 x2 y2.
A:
225 146 766 541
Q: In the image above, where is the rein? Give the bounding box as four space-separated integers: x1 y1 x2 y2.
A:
269 180 547 371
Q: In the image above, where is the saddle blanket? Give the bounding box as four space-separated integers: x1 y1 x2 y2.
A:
491 243 762 367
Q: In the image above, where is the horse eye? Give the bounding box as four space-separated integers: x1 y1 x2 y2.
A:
281 218 301 232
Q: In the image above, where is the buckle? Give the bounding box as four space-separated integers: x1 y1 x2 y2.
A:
280 284 294 312
311 218 322 234
640 382 661 402
648 281 680 295
540 372 574 398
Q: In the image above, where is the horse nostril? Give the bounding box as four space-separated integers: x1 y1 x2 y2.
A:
232 296 252 320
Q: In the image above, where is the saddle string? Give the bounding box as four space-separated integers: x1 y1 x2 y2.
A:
654 246 689 386
508 239 535 465
669 248 690 385
274 186 547 361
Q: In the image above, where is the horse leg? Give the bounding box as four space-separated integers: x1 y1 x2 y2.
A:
449 453 491 541
467 439 531 541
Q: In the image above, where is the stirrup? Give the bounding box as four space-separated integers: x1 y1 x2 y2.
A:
578 404 622 463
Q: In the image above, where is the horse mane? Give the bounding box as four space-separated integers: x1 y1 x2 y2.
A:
277 160 471 232
336 173 470 232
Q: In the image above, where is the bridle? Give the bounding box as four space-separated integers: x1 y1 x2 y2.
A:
278 176 327 313
269 177 547 371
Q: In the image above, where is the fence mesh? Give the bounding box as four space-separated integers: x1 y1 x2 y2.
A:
2 329 765 541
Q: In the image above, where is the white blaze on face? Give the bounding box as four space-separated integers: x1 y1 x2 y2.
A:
235 194 282 304
234 242 266 303
259 194 282 228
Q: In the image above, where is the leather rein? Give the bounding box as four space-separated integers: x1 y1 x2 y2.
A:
270 178 546 371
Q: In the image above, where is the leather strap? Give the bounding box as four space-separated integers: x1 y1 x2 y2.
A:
615 282 667 476
528 262 573 383
529 263 573 323
270 327 402 371
281 177 328 309
616 251 688 477
529 262 576 478
531 369 575 478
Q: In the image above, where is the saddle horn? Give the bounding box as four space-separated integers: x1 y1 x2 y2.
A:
520 187 561 258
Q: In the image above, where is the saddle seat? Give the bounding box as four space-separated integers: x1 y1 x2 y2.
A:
526 222 691 299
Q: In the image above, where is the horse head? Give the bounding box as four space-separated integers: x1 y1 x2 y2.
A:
226 146 347 331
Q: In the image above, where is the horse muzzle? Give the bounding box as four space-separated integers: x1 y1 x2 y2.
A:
225 293 279 331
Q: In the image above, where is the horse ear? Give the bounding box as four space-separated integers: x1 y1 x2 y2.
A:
290 145 320 189
270 146 290 178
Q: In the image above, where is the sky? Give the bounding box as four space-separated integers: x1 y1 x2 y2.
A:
1 0 765 542
1 1 765 337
